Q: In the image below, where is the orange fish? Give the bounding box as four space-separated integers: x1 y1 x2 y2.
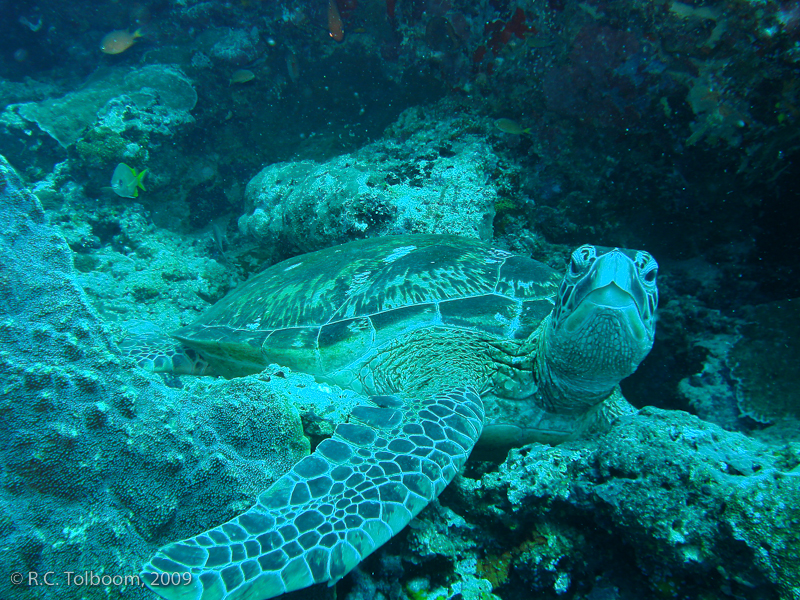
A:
100 28 142 54
328 0 344 42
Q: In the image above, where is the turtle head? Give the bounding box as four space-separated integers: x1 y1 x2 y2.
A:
538 245 658 413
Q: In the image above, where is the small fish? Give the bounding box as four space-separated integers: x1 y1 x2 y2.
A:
211 221 228 258
111 163 147 198
286 50 300 82
526 36 554 49
100 28 143 54
229 69 255 85
328 0 344 42
494 118 531 135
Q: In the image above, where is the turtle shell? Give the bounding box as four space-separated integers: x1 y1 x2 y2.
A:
174 235 560 379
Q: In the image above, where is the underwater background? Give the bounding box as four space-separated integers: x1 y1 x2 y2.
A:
1 0 800 599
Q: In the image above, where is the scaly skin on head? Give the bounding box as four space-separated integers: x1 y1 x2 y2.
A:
534 245 658 415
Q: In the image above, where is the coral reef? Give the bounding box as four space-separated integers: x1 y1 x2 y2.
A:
679 298 800 426
6 65 196 149
240 105 500 255
729 298 800 423
347 408 800 600
0 157 316 600
198 27 260 65
0 0 799 597
0 65 196 183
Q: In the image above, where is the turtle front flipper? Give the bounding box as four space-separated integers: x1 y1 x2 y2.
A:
141 387 484 600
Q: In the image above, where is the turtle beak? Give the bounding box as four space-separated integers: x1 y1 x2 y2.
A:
564 282 647 341
560 250 650 342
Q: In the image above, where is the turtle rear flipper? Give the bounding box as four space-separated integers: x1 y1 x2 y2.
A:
118 320 209 375
142 387 484 600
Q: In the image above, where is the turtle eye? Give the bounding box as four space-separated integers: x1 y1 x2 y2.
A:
569 245 594 276
644 267 657 283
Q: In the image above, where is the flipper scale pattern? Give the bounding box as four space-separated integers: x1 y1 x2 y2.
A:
142 387 484 600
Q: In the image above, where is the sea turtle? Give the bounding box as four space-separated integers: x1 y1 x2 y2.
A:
137 234 658 600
